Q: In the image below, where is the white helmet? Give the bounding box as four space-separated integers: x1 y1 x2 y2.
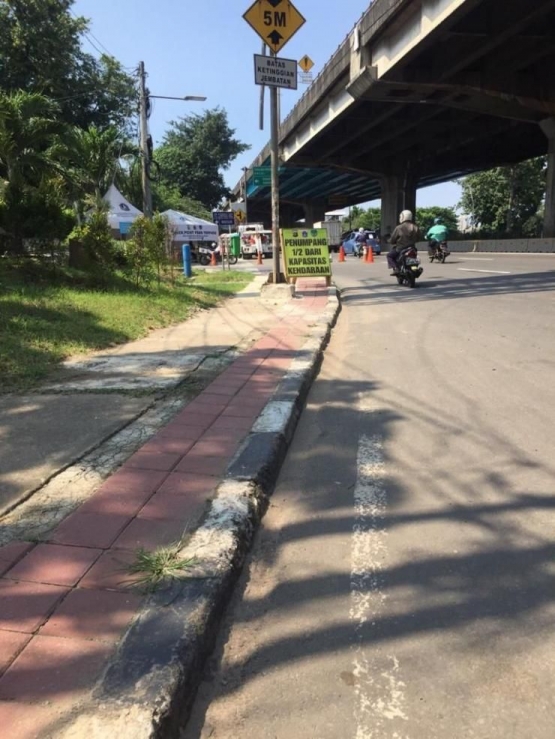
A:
399 210 413 223
358 227 365 233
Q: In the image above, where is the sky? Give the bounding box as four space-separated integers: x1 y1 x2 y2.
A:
73 0 462 210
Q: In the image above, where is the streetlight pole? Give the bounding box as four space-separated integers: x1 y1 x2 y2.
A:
138 61 207 219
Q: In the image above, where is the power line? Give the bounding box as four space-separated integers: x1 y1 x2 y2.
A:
70 9 136 71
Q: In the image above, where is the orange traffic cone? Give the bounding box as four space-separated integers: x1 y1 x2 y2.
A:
210 250 217 267
257 250 263 266
365 245 374 263
338 245 346 263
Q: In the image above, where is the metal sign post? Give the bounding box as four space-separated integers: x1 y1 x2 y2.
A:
270 75 280 284
243 0 306 285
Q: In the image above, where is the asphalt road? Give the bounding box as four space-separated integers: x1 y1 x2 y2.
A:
184 254 555 739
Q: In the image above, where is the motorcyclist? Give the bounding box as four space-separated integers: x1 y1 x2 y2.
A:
425 217 449 256
388 210 422 274
354 227 367 257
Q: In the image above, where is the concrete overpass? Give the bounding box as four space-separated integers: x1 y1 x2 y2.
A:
237 0 555 237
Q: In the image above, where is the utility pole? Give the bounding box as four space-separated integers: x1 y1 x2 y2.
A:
138 61 153 218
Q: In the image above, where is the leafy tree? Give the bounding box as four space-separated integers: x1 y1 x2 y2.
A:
0 91 67 252
458 159 546 237
342 206 364 231
0 0 136 130
153 183 212 220
416 206 459 236
156 108 249 208
358 207 381 232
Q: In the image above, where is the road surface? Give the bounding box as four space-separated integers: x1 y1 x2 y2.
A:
184 254 555 739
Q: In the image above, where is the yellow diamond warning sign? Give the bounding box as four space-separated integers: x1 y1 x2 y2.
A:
243 0 306 55
298 55 314 73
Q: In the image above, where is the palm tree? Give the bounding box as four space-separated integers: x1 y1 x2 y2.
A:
0 91 65 253
64 125 137 213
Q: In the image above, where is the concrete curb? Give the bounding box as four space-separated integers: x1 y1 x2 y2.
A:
60 286 341 739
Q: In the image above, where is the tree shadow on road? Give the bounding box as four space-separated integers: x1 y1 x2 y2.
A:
183 361 555 736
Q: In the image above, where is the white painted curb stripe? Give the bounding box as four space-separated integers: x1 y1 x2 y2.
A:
252 400 296 434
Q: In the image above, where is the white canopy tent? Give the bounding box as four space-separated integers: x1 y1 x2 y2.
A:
161 209 218 243
103 185 142 234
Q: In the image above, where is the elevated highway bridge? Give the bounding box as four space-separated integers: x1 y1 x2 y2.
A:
237 0 555 237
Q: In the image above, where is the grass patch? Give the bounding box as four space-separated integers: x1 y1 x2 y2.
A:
127 538 198 593
0 261 252 392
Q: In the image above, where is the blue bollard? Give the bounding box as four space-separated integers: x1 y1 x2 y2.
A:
182 243 192 278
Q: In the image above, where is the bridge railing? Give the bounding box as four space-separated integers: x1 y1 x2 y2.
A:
280 5 373 135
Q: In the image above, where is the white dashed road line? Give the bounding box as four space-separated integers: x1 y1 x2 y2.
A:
351 432 408 739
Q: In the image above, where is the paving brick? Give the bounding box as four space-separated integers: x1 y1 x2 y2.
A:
175 406 222 421
78 550 140 592
158 418 213 436
0 700 72 739
189 438 239 457
40 589 141 642
49 512 132 549
137 488 209 524
111 516 188 551
232 393 273 408
186 393 230 408
122 451 182 472
0 581 68 634
202 384 240 398
96 468 169 495
0 632 31 675
157 471 218 497
5 545 101 587
220 369 254 380
153 419 207 440
0 543 35 578
0 636 113 702
232 356 265 368
138 435 197 455
174 454 229 477
210 416 257 433
221 404 263 419
77 485 155 517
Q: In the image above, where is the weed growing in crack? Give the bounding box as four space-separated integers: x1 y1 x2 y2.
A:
127 535 198 593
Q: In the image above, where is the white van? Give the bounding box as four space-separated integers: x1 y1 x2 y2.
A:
239 224 274 259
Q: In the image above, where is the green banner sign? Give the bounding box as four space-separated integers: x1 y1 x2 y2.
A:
282 228 331 278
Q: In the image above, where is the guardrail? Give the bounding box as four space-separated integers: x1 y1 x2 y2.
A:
417 239 555 253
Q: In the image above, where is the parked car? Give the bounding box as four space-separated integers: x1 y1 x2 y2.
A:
341 230 381 256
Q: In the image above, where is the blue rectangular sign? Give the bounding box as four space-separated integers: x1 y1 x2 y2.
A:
212 211 235 227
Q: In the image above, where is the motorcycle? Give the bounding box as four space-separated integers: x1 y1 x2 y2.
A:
394 246 423 288
428 240 450 263
197 243 237 266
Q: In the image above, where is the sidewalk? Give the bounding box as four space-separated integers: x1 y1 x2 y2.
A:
0 277 336 739
0 273 288 518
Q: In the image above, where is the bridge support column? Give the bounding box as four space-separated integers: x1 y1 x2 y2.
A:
540 119 555 238
302 200 327 226
280 203 304 229
380 175 417 236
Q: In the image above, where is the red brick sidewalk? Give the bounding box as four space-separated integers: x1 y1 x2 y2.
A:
0 279 330 739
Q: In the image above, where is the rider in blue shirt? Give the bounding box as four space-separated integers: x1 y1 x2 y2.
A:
425 218 449 255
